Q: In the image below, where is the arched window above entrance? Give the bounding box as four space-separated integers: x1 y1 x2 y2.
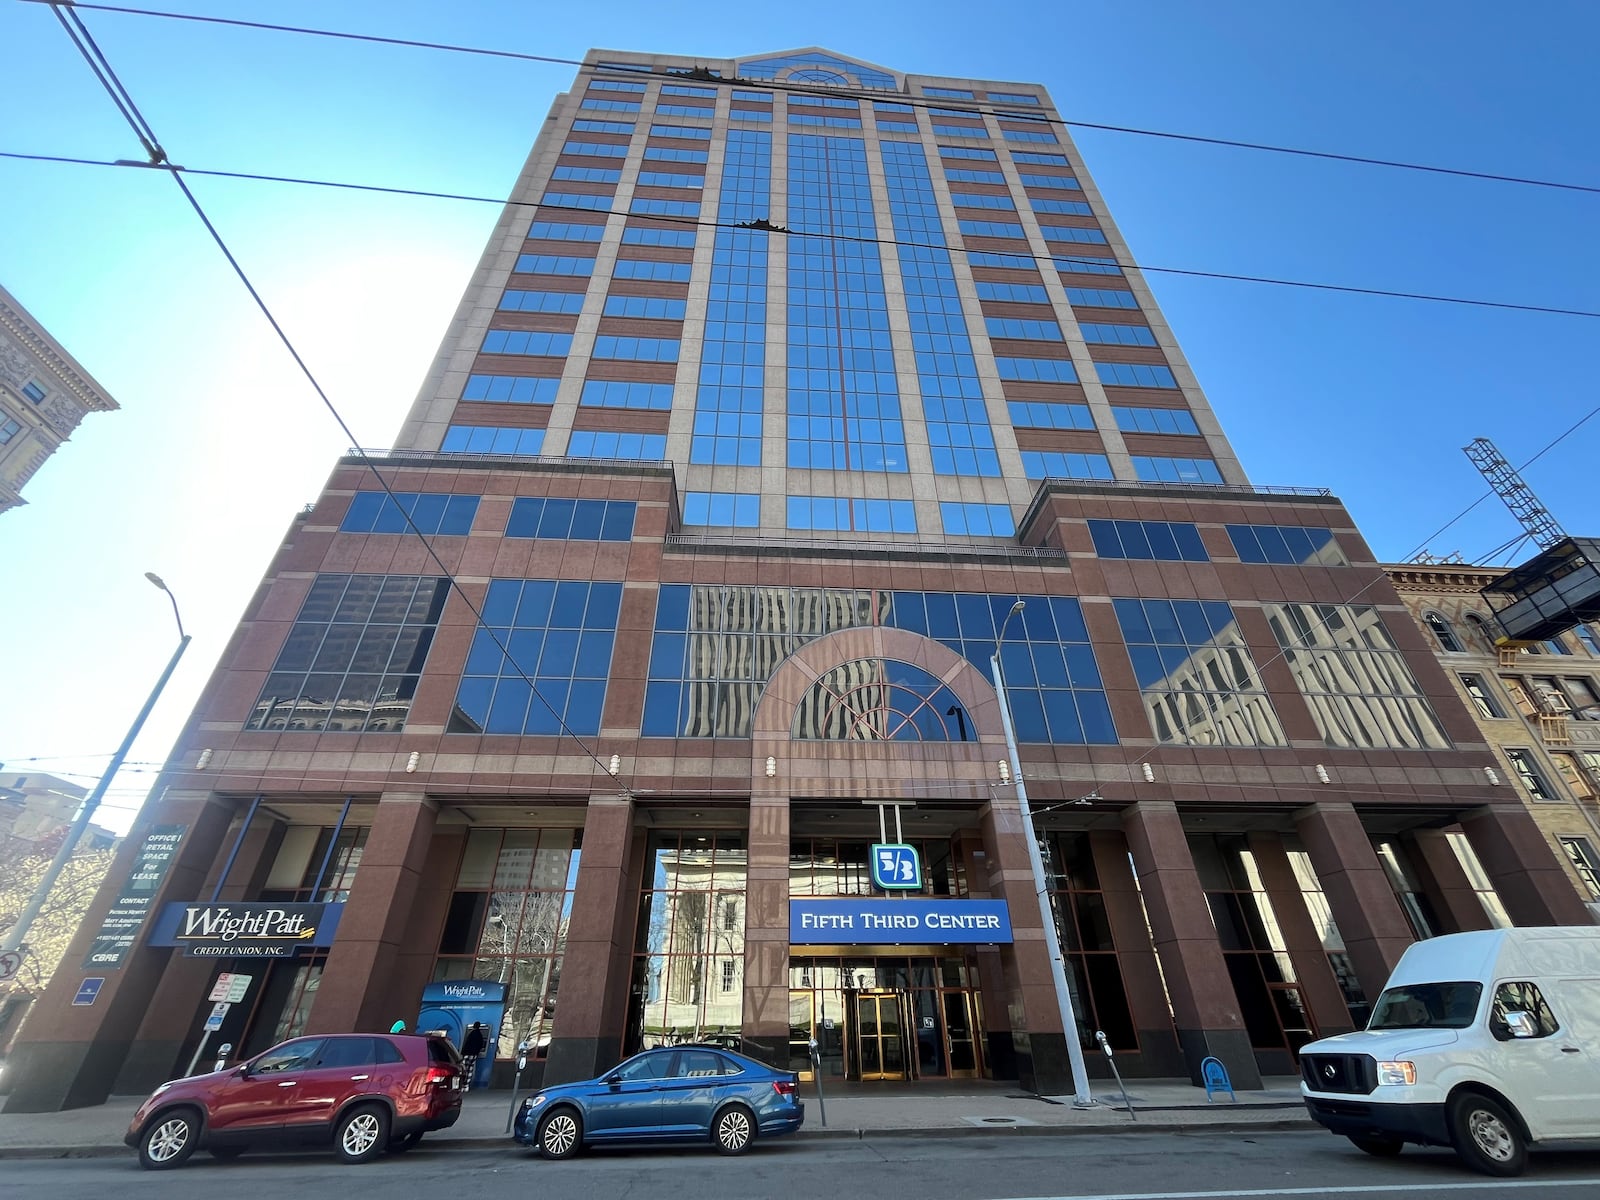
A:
792 658 969 740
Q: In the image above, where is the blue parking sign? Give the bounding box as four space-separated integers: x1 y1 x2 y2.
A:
870 843 921 890
73 978 104 1006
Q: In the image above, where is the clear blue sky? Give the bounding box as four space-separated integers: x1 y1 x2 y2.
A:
2 0 1596 832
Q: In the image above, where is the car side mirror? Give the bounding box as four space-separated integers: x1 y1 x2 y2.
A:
1504 1011 1539 1039
236 1062 253 1078
605 1073 623 1086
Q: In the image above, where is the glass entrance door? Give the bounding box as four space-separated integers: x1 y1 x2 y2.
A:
851 991 907 1080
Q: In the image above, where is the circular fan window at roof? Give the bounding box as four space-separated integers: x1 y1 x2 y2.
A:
790 68 848 84
793 657 968 741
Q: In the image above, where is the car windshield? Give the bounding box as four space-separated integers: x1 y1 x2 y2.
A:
1368 982 1482 1030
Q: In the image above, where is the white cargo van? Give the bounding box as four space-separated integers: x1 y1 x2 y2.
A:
1299 926 1600 1176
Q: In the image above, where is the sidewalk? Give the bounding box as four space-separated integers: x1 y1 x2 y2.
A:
0 1077 1312 1159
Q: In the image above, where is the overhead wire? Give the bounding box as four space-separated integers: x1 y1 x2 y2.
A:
41 2 633 801
32 1 1600 198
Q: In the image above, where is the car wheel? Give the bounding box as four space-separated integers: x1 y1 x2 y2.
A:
209 1145 248 1161
138 1109 200 1170
713 1104 755 1155
388 1131 423 1154
335 1103 391 1165
1348 1136 1403 1158
537 1107 583 1160
1449 1093 1527 1177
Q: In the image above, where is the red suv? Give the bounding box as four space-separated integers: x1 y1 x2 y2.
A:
125 1033 465 1169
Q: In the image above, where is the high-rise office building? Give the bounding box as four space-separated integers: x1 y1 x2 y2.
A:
8 48 1589 1112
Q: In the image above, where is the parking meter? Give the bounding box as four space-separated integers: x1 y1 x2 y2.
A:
1094 1030 1135 1120
808 1037 827 1128
212 1043 233 1073
506 1039 533 1134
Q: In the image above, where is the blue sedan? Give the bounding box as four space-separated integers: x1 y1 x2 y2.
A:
513 1045 804 1158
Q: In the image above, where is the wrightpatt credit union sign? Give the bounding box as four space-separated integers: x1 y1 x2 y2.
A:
149 901 344 958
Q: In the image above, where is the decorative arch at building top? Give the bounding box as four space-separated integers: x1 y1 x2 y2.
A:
736 48 899 90
793 656 969 741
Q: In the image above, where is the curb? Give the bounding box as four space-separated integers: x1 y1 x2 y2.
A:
0 1117 1318 1160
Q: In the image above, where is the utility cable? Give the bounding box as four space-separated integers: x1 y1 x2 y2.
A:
34 1 1600 198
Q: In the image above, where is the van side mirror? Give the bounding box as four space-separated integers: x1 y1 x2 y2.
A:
1503 1011 1538 1039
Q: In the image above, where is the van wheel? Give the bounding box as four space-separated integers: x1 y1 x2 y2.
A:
1450 1094 1527 1177
1348 1136 1403 1157
335 1104 390 1164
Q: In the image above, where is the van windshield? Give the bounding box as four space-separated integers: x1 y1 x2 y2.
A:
1368 982 1482 1030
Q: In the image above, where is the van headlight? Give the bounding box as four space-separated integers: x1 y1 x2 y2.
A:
1376 1060 1416 1086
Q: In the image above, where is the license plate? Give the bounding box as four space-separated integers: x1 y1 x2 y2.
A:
451 1077 461 1089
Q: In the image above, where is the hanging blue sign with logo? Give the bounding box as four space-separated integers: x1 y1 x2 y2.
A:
790 898 1013 944
870 843 922 890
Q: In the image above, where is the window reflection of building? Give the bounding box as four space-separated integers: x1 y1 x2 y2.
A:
794 658 968 740
432 828 579 1060
1373 840 1441 939
632 833 747 1048
1045 834 1137 1050
1113 598 1287 746
1286 847 1369 1026
1264 602 1450 750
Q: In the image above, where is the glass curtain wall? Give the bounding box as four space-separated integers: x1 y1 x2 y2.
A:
1044 833 1138 1052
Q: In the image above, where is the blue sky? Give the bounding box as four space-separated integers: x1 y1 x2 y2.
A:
2 0 1596 832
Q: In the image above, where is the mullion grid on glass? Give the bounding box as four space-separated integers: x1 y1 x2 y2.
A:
1264 602 1451 749
449 579 622 735
786 134 907 478
882 141 998 476
247 574 448 733
692 129 770 468
1112 598 1286 746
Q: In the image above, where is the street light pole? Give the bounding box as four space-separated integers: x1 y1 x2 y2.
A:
0 574 192 960
991 599 1094 1107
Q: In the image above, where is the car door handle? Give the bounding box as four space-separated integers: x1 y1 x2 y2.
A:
1560 1047 1582 1054
277 1081 297 1087
350 1074 369 1080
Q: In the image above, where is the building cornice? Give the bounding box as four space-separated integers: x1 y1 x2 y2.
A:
1383 562 1506 592
0 288 119 417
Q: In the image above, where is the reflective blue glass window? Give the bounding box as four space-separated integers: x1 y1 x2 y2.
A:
1132 456 1224 484
940 502 1014 536
589 80 646 93
1003 128 1059 143
567 430 667 459
976 281 1050 303
786 133 907 473
968 251 1036 270
1008 400 1092 429
959 220 1025 238
463 375 559 404
581 380 675 409
1034 199 1093 216
1054 254 1122 275
506 498 636 541
988 92 1039 105
557 143 630 161
602 296 687 319
637 171 706 189
342 492 480 535
790 113 863 129
662 84 717 97
1112 406 1199 435
1020 173 1080 189
643 146 709 164
1013 151 1069 165
580 98 641 113
1041 226 1107 244
951 192 1016 210
1068 288 1137 308
552 165 622 183
939 145 998 161
540 193 613 212
1226 525 1346 566
614 260 692 282
1088 519 1208 562
736 52 895 90
945 168 1005 184
630 198 701 217
1096 362 1178 388
650 124 713 139
733 89 773 102
515 255 595 276
1021 451 1113 479
1112 597 1287 746
481 330 574 356
591 336 679 362
882 140 998 477
932 123 989 139
924 87 975 98
731 109 774 121
655 104 714 118
500 290 585 314
692 128 770 468
622 226 697 246
528 220 605 241
442 426 546 455
449 580 621 736
986 317 1063 341
248 575 450 734
1080 323 1156 346
572 119 634 134
684 491 760 527
996 357 1077 382
786 497 917 533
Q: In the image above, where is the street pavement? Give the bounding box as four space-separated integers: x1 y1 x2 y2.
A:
0 1076 1311 1158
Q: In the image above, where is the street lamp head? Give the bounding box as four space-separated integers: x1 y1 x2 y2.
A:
144 572 168 591
1008 600 1025 616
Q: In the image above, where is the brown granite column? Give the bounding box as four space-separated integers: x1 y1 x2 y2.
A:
1459 805 1596 926
1294 802 1414 1002
1088 831 1184 1075
978 799 1075 1095
955 828 1014 1080
1404 830 1495 934
305 792 437 1036
739 795 790 1068
543 795 637 1084
1246 833 1356 1038
114 811 289 1093
3 789 236 1111
1122 801 1261 1088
